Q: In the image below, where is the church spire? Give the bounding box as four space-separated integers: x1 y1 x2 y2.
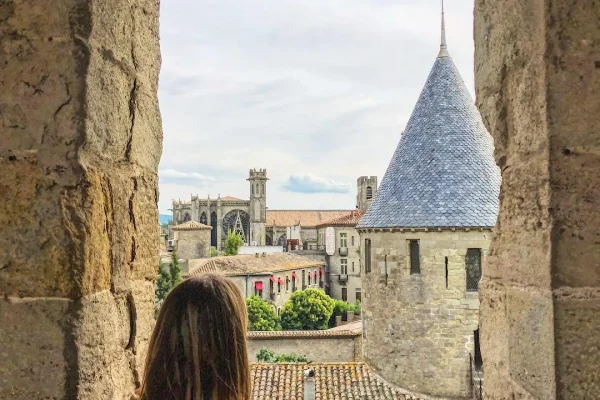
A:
438 0 450 58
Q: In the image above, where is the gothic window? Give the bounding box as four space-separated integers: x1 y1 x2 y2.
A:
251 184 254 195
364 239 372 273
222 210 250 243
366 186 373 200
409 240 420 274
277 234 287 247
200 212 207 225
466 249 482 291
266 234 273 246
261 183 264 196
183 212 191 222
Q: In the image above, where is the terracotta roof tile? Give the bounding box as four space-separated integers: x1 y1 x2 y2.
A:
327 320 363 334
316 210 366 228
250 363 429 399
185 253 325 277
248 330 361 340
171 221 212 231
266 210 352 228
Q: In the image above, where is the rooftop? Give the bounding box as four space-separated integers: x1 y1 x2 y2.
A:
327 319 363 334
248 329 360 340
250 363 429 400
171 221 212 231
316 210 366 228
357 44 500 229
186 253 325 277
266 210 352 228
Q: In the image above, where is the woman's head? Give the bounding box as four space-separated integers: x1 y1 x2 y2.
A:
141 274 250 400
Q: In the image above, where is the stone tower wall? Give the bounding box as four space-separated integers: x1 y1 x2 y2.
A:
360 230 490 398
0 1 162 399
357 176 377 211
248 168 267 245
475 0 600 398
176 229 211 260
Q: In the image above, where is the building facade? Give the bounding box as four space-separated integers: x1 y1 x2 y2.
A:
356 15 501 399
316 210 365 304
171 221 212 260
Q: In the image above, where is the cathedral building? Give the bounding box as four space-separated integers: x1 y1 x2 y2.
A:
356 9 500 399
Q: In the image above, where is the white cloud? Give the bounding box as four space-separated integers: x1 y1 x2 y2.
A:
159 169 215 186
282 174 351 194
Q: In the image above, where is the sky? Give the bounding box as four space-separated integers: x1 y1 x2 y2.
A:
157 0 476 215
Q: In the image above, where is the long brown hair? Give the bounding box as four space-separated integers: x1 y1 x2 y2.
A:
140 274 250 400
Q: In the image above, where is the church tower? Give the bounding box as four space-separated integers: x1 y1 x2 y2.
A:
248 168 268 245
357 176 377 211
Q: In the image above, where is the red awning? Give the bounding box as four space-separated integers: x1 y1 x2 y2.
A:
278 278 284 285
255 281 263 290
292 272 298 279
319 268 324 276
269 276 275 283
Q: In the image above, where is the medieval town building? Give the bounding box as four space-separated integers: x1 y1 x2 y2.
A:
356 10 501 399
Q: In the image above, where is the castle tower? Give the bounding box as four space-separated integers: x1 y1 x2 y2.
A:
356 4 500 398
357 176 378 211
247 168 268 245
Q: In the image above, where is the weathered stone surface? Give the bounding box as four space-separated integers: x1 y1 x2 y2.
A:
247 336 359 363
0 298 72 400
0 0 161 398
475 0 600 398
360 230 490 398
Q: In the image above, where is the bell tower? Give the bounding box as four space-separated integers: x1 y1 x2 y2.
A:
248 168 268 245
357 176 377 211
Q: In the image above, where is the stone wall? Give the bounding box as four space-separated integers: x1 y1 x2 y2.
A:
0 1 161 399
327 226 362 304
475 0 600 398
247 332 361 363
176 229 211 259
360 230 490 398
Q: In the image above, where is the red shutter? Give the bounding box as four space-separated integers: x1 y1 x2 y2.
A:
278 278 284 285
269 276 276 283
255 281 263 290
292 272 298 279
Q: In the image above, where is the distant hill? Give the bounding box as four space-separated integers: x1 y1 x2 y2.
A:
159 214 172 224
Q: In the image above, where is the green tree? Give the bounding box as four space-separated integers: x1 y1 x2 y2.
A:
155 262 171 303
170 249 183 287
246 296 281 331
280 289 335 330
255 347 308 363
224 230 244 255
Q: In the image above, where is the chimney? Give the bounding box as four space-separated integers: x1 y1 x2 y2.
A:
303 369 315 400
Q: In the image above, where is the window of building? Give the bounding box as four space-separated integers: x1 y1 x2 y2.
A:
445 256 449 289
308 274 311 286
366 186 373 199
365 239 372 273
351 235 355 246
277 307 281 316
278 279 281 293
409 240 420 274
356 288 361 303
352 261 355 273
341 259 348 274
340 233 347 248
302 270 306 287
474 328 483 371
254 281 263 297
292 273 297 291
342 287 347 302
466 248 482 291
269 277 274 294
286 276 289 291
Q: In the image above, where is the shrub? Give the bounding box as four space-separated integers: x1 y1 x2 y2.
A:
246 296 281 331
256 347 308 363
280 289 335 330
224 230 244 255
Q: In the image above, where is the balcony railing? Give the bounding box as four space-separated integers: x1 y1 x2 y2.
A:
338 247 348 256
338 274 348 282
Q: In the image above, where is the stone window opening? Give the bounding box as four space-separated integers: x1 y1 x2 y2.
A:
342 287 348 302
269 278 274 294
352 261 355 273
286 276 290 292
351 235 355 246
474 328 483 371
340 233 347 248
466 248 482 291
384 255 389 285
302 270 306 288
308 274 311 286
366 186 373 199
409 240 421 274
341 259 348 275
254 281 263 298
445 256 449 289
365 239 372 273
356 288 362 303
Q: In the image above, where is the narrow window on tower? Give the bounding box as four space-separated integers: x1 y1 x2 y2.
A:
366 186 373 200
364 239 372 273
409 240 421 274
466 249 482 291
445 256 449 289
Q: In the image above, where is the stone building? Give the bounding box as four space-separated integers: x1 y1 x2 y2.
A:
316 210 365 304
185 253 325 314
171 220 212 260
356 11 501 399
172 168 268 249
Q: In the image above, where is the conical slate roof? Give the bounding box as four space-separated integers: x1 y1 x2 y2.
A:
357 52 500 229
